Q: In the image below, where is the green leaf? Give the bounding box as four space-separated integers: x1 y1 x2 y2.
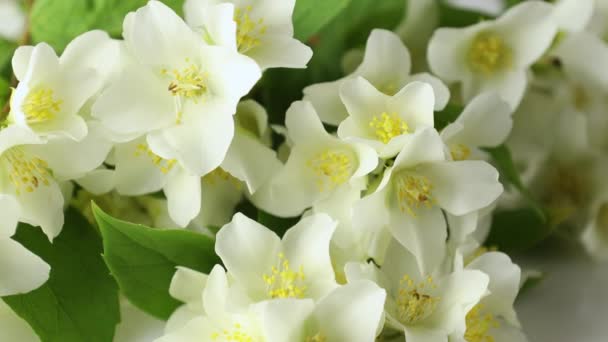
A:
434 103 463 130
93 203 220 320
0 38 17 75
0 77 9 110
484 145 546 220
293 0 352 41
30 0 185 51
3 208 120 342
485 207 551 252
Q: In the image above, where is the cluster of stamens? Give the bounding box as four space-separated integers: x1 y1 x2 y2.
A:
369 112 409 144
22 87 63 125
395 173 434 216
464 304 499 342
450 143 472 161
134 144 177 174
468 31 512 75
262 252 307 299
3 148 51 195
210 322 254 342
307 149 353 191
162 58 209 123
235 6 267 53
396 275 440 324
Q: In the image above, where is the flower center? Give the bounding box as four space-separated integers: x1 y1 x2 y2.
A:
235 6 267 54
210 323 254 342
306 333 327 342
134 144 177 174
543 164 590 210
464 304 499 342
2 148 51 195
468 32 512 75
203 168 242 189
307 149 353 192
369 112 409 144
161 58 208 123
262 252 307 299
450 143 471 161
394 173 434 216
396 275 440 325
22 87 63 125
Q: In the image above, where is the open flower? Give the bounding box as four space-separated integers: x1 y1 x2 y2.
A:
428 1 557 108
346 241 489 342
92 1 261 176
450 251 526 342
252 101 378 217
0 194 50 296
8 30 118 141
440 92 513 161
338 77 435 158
354 128 502 273
216 213 338 303
184 0 312 69
304 29 449 125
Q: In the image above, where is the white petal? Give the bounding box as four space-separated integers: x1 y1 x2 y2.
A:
314 281 386 342
552 0 594 32
494 1 557 68
164 167 202 227
303 80 347 125
389 81 435 128
282 214 338 299
202 265 229 318
407 73 450 111
11 45 34 81
60 30 122 78
0 238 50 296
467 252 520 324
75 169 115 195
285 101 331 145
462 71 527 110
339 77 389 128
184 1 238 50
388 207 447 275
215 213 282 300
393 128 445 170
554 32 608 92
15 176 64 241
0 195 19 238
428 26 478 81
195 175 243 228
0 300 40 342
254 299 313 342
169 266 207 306
356 29 412 87
221 132 282 193
113 140 166 195
250 34 313 69
421 161 503 216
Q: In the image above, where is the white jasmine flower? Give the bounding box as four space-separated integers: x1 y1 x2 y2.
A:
428 1 557 108
8 30 118 141
0 194 50 296
552 0 594 33
337 77 435 159
346 241 489 342
184 0 312 70
304 29 449 125
252 101 378 217
354 128 502 273
440 92 513 161
0 0 25 41
158 265 313 342
92 1 261 176
216 212 338 302
450 251 527 342
0 125 65 239
111 137 201 227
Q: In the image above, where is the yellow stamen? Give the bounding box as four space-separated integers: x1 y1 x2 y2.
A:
210 322 254 342
395 173 434 216
468 32 512 75
22 87 62 125
262 252 307 299
464 304 499 342
307 149 353 192
203 168 242 189
450 143 471 161
134 144 177 174
369 112 409 144
161 59 209 124
396 275 440 324
2 148 51 195
234 6 267 53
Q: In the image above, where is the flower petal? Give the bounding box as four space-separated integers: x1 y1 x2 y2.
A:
0 238 50 296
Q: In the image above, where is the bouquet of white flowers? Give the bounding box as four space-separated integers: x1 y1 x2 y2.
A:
0 0 605 341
